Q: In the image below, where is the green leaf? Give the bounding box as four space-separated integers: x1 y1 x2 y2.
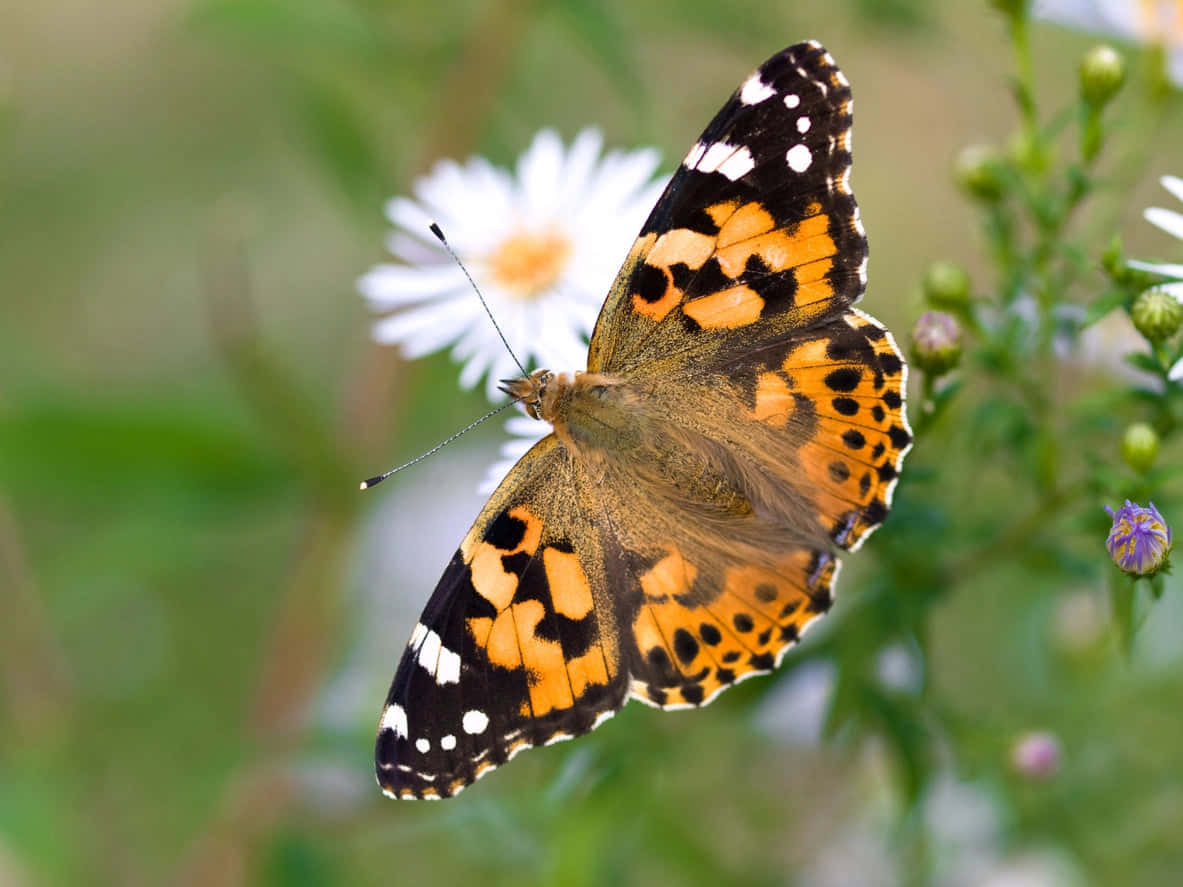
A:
1124 351 1161 374
1084 287 1131 326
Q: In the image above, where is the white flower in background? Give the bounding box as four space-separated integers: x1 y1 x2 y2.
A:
1128 175 1183 379
1034 0 1183 86
1129 175 1183 295
479 415 548 494
359 128 666 400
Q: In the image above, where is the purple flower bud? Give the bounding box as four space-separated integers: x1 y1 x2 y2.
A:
1105 500 1172 577
1011 731 1061 780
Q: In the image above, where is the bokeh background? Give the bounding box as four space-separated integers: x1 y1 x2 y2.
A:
3 1 1183 885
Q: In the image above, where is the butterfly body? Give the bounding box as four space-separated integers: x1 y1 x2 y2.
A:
377 41 911 800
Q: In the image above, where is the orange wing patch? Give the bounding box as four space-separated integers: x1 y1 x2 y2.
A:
463 507 617 719
683 285 764 329
628 200 839 327
747 310 910 551
628 545 837 709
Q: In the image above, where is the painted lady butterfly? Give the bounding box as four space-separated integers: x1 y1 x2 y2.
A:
376 41 911 799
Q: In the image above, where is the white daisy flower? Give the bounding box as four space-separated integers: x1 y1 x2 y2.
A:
358 128 667 400
1034 0 1183 86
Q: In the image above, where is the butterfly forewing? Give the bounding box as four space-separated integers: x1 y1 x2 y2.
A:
588 41 865 375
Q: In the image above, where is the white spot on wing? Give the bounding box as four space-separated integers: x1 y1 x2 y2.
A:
415 627 461 685
716 147 755 181
415 737 430 754
786 144 813 173
695 142 755 181
416 628 440 669
740 73 775 105
462 709 489 735
379 703 408 739
441 734 457 751
784 93 801 109
436 644 461 685
682 141 707 169
409 622 428 649
796 116 811 134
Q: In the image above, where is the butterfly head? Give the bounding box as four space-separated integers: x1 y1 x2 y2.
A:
499 368 555 420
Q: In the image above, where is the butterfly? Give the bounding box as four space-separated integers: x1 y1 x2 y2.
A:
376 41 911 800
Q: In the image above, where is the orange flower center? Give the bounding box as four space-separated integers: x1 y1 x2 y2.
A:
488 230 571 299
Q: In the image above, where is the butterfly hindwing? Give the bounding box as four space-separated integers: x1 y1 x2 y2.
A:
589 41 864 374
376 437 630 800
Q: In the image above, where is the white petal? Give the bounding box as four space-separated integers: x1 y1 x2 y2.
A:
370 298 474 349
556 129 604 209
457 348 493 390
535 297 590 370
1145 207 1183 241
1169 358 1183 381
1128 259 1183 279
385 232 442 265
452 157 516 246
413 159 467 211
357 264 467 307
411 160 501 251
504 415 542 437
516 129 565 218
1161 175 1183 205
385 195 429 229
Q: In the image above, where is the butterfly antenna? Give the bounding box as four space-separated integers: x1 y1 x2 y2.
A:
360 400 519 490
429 222 528 377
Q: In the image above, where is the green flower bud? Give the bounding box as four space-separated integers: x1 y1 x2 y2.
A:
1130 288 1183 342
954 144 1005 203
910 311 962 376
922 261 971 309
1007 129 1051 177
1121 423 1159 474
1080 44 1126 107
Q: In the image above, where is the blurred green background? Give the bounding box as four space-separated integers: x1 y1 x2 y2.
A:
3 1 1183 885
